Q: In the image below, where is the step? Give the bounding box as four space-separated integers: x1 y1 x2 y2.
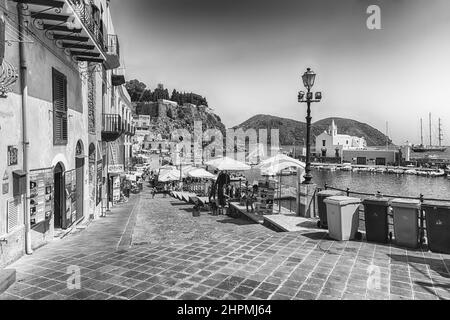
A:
264 214 321 233
0 269 16 295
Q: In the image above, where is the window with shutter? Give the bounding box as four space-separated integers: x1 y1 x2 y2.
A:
7 198 19 234
53 68 68 145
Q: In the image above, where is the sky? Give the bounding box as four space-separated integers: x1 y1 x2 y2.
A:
111 0 450 145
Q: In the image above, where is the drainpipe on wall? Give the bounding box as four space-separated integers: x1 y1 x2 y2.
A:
18 5 32 255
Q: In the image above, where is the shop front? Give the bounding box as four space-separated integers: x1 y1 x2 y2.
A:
30 168 54 230
108 164 125 206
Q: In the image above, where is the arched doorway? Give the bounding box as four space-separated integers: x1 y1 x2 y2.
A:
75 140 85 222
53 162 65 229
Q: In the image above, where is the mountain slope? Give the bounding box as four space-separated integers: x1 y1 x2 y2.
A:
235 115 392 147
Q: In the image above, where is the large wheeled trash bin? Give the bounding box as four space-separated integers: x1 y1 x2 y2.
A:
390 199 421 249
317 190 345 229
324 196 362 241
422 201 450 254
362 197 390 244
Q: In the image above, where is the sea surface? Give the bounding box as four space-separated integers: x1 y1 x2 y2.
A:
281 170 450 200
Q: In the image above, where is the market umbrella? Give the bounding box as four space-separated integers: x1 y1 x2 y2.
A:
181 165 196 178
187 168 217 180
256 154 306 213
205 157 251 171
256 154 305 171
158 170 180 182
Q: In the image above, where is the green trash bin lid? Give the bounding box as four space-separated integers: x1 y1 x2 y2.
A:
363 197 390 207
422 201 450 209
324 196 361 206
390 198 421 209
318 190 345 197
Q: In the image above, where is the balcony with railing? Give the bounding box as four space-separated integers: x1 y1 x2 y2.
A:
15 0 119 65
123 120 135 136
67 0 108 52
102 114 123 142
105 34 120 70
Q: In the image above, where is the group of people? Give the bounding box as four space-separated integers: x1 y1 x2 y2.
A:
206 171 260 215
243 182 259 213
118 176 144 203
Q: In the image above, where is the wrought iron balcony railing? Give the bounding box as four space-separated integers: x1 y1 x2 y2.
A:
68 0 108 52
108 34 120 57
102 113 123 142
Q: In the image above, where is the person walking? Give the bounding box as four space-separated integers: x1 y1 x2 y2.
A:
245 182 253 213
124 179 131 198
163 184 168 198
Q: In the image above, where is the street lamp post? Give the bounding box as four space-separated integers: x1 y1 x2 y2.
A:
298 68 322 185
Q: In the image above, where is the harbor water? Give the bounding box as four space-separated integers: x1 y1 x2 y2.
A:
281 169 450 200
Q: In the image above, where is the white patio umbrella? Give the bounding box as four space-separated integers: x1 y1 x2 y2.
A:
181 166 196 178
158 170 180 182
257 154 305 171
187 168 217 180
205 157 251 171
256 154 306 213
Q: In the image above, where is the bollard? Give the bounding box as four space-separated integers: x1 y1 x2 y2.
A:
419 194 425 246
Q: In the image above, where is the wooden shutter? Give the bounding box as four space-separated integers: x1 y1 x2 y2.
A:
53 68 68 145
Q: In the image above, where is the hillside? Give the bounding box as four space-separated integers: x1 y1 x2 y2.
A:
136 101 226 141
235 115 392 147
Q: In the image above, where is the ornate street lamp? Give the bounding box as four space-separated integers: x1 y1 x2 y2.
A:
298 68 322 184
302 68 316 89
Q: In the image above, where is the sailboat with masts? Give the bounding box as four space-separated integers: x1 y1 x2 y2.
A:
412 113 447 153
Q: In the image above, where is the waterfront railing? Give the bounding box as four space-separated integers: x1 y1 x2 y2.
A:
321 184 450 246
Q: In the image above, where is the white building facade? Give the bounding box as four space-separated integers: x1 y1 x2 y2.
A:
315 120 367 158
0 0 131 268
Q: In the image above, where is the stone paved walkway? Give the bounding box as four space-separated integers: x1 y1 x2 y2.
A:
0 187 449 300
132 190 275 246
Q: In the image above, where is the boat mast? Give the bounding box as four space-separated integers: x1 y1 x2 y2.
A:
439 118 443 147
386 121 389 150
420 118 424 146
429 113 432 147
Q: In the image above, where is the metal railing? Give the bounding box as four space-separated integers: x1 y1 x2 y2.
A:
320 184 450 246
107 34 120 57
68 0 108 52
102 114 122 133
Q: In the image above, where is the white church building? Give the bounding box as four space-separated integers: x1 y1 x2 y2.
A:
315 120 367 158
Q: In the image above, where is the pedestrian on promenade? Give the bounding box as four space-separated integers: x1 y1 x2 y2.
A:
245 182 253 213
124 179 131 198
246 183 259 213
152 187 157 199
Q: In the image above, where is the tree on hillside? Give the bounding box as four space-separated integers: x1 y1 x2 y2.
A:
125 79 147 102
141 89 153 102
126 80 210 106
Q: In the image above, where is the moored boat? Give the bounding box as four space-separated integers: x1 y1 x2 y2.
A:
375 168 386 174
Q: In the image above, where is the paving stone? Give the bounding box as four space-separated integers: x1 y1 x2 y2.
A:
294 290 318 300
3 191 450 301
251 290 272 299
206 288 228 299
68 289 97 300
179 292 201 300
